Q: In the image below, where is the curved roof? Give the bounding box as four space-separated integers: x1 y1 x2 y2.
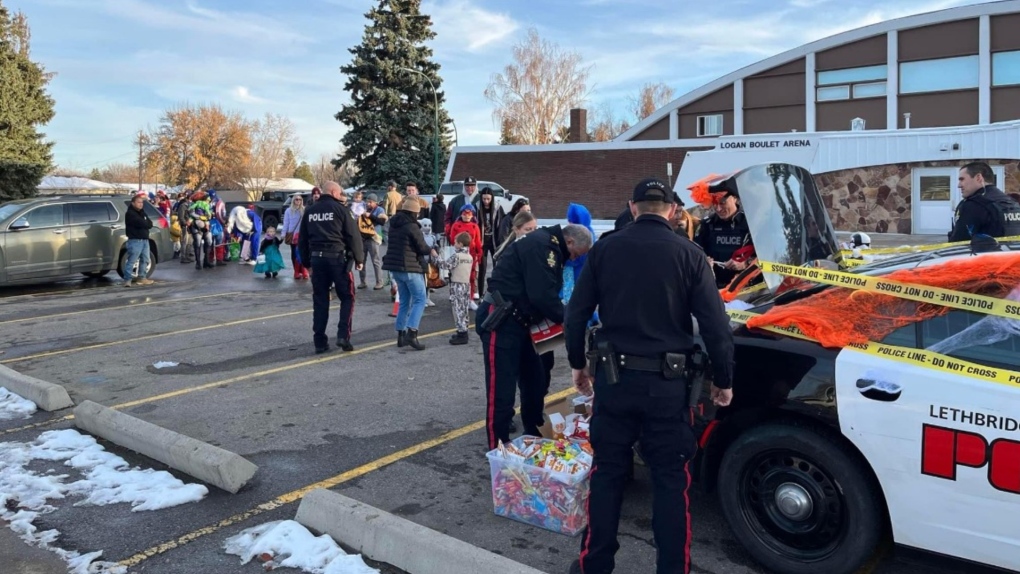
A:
616 0 1020 142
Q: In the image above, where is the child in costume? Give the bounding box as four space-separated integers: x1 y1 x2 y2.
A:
188 190 214 269
433 232 474 345
421 219 438 307
254 226 285 278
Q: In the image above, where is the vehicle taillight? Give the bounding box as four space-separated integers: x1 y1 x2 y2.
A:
157 216 168 229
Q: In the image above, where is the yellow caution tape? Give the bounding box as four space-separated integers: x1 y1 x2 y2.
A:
837 234 1020 257
727 311 1020 388
759 261 1020 321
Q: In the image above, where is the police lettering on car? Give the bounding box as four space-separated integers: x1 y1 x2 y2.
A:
476 223 593 450
298 182 365 354
948 161 1020 242
564 177 735 574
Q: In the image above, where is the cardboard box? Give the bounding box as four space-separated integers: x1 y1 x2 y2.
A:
538 394 592 438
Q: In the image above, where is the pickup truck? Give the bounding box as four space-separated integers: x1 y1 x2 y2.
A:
419 180 527 215
221 191 299 230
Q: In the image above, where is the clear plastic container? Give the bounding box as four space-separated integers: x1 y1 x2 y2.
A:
486 437 592 536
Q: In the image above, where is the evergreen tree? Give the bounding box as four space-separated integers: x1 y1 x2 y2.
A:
335 0 452 194
0 3 55 201
293 161 315 185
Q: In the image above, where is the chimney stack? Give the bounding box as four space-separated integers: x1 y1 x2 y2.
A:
569 108 588 143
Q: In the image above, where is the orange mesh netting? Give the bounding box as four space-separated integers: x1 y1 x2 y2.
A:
746 252 1020 348
688 174 729 207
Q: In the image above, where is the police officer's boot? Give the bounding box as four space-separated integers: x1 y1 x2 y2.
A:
397 330 407 348
406 328 425 351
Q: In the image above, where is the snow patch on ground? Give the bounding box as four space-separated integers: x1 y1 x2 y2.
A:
0 387 37 420
1 429 208 573
224 520 379 574
152 361 178 369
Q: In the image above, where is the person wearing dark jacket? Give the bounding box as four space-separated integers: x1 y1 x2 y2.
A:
565 178 735 574
429 194 447 245
495 197 530 249
613 204 633 231
123 193 154 286
694 189 752 288
476 223 592 449
948 161 1020 242
299 182 365 354
383 197 438 350
445 175 476 239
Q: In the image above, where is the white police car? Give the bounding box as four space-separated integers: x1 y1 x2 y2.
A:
691 164 1020 574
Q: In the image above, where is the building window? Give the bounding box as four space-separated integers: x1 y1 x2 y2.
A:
992 50 1020 87
816 64 887 102
697 114 723 137
900 55 979 94
919 175 951 201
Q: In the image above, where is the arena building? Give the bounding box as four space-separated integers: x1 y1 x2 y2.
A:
446 0 1020 235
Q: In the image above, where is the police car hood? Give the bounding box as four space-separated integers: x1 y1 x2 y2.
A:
709 163 839 292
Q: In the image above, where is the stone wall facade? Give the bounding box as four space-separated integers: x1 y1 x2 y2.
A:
816 160 1020 234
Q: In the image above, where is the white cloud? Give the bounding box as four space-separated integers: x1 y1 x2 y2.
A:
425 0 520 54
232 86 268 104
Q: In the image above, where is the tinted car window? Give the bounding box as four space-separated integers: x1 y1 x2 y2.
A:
0 203 25 223
440 182 463 197
921 310 1020 368
70 202 116 224
24 205 64 228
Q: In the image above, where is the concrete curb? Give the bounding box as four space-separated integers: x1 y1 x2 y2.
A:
296 489 548 574
0 364 74 412
73 400 257 493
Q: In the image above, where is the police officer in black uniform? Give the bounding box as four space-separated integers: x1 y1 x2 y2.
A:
565 178 735 574
476 223 593 450
299 182 365 354
694 187 752 288
948 161 1020 242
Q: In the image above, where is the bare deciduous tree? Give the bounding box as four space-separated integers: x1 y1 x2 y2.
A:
631 82 675 121
485 29 592 145
312 151 355 188
237 113 301 201
588 103 631 142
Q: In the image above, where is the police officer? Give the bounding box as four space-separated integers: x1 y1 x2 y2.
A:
948 161 1020 242
476 222 593 450
694 187 752 288
299 182 365 354
565 178 735 574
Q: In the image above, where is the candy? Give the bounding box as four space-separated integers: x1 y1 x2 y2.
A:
487 436 593 536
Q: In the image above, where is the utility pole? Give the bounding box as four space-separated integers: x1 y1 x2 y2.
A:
135 130 148 192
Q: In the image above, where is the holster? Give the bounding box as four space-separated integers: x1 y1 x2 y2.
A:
686 349 708 407
479 290 512 332
591 339 620 385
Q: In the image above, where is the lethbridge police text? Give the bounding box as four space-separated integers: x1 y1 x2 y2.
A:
929 405 1020 432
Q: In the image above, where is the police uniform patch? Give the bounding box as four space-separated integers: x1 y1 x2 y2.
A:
547 251 557 267
550 236 559 245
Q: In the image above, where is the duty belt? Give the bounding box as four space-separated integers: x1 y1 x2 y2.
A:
617 354 664 372
311 251 342 258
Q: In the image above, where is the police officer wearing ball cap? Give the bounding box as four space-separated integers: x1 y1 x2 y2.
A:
565 178 735 574
476 222 594 450
299 181 365 354
694 186 752 288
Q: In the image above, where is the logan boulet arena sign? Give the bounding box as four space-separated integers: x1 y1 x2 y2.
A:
717 138 814 150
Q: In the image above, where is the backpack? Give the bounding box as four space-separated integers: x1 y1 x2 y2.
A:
358 213 377 236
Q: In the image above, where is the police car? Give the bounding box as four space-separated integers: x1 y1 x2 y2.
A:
691 164 1020 574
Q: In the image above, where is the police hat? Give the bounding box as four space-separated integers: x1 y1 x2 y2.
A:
632 178 676 204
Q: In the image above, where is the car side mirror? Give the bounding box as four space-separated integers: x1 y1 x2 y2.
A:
9 218 30 231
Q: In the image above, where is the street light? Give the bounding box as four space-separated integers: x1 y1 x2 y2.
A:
399 66 439 195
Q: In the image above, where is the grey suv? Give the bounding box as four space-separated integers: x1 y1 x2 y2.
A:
0 194 173 286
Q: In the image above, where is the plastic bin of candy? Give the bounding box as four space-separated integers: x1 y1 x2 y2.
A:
486 436 593 536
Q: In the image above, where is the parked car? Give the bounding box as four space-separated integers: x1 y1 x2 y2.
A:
690 164 1020 574
421 180 527 215
0 194 173 285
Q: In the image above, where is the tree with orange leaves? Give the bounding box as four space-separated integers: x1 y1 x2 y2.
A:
148 104 251 189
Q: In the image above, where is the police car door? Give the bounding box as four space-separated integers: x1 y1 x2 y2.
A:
834 310 1020 572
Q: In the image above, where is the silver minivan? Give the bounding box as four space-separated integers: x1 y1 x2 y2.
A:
0 194 173 285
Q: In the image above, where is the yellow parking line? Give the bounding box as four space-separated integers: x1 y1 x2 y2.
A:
0 291 243 325
0 327 460 436
0 310 310 364
117 387 577 568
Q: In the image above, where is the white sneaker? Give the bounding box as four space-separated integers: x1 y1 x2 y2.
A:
426 298 436 307
469 300 478 311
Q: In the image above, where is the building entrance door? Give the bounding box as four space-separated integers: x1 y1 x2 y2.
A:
911 166 1005 235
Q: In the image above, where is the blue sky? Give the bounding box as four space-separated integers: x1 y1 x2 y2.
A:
9 0 991 171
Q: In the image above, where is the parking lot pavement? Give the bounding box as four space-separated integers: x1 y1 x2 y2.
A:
0 250 999 574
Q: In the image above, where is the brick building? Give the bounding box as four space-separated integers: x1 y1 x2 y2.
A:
446 1 1020 234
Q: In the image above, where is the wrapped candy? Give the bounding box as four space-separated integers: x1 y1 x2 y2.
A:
487 436 593 536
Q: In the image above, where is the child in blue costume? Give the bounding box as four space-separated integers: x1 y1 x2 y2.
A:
254 225 285 278
563 203 598 324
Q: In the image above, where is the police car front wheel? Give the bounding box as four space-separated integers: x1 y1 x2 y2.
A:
717 423 886 574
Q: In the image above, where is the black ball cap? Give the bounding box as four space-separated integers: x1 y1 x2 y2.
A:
632 177 677 204
464 176 477 185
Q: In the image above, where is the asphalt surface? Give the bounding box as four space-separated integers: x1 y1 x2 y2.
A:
0 237 1003 574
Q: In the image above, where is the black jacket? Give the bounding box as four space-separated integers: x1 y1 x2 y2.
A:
429 200 446 235
565 215 735 388
125 206 152 240
694 211 751 288
382 211 431 273
495 209 515 246
487 225 568 325
298 195 364 266
948 185 1020 242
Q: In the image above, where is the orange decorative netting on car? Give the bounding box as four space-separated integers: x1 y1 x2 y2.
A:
687 174 729 207
746 252 1020 348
